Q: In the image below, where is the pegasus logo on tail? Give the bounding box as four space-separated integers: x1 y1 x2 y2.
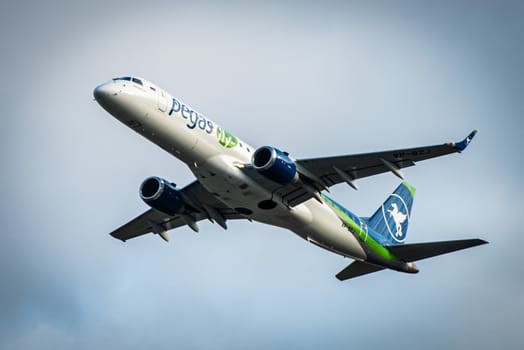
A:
387 203 407 237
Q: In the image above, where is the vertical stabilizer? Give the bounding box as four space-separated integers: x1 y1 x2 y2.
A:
367 182 415 245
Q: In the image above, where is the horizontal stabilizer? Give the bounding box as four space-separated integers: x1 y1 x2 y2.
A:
387 239 488 262
336 261 385 281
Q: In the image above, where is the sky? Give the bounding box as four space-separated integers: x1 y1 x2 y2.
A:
1 0 523 349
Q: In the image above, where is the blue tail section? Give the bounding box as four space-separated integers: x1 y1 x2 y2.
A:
366 182 415 245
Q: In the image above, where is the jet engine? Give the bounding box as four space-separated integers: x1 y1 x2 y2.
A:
252 146 299 184
140 176 185 216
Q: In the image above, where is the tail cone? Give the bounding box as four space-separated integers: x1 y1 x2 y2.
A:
406 262 419 273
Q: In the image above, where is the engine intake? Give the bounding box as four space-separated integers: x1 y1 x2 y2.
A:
252 146 298 184
140 176 185 216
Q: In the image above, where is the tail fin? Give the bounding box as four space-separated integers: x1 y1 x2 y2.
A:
367 182 416 245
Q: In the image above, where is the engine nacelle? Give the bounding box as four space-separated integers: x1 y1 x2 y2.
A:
252 146 298 184
140 176 185 216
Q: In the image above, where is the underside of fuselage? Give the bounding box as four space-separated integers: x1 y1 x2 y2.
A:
191 155 368 261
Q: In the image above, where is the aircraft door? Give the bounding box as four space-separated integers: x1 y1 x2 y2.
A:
157 89 169 112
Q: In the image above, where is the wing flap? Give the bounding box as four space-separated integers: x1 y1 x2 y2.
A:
336 261 385 281
387 239 488 262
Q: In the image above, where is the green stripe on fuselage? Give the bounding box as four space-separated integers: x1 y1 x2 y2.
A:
321 194 401 262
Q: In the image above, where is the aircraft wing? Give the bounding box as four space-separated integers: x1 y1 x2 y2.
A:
245 131 477 207
110 181 243 242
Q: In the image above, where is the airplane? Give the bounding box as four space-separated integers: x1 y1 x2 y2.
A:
93 76 487 280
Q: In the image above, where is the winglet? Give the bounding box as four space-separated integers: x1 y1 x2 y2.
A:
453 130 477 152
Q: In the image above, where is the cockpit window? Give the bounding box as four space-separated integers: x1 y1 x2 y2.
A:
113 76 143 86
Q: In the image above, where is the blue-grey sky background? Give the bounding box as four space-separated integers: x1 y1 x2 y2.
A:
1 0 523 349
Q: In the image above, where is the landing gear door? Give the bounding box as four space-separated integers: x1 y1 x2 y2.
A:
157 89 169 112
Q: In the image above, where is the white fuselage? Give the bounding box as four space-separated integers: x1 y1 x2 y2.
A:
94 78 366 261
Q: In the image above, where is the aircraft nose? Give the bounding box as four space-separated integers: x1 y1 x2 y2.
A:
93 82 119 106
